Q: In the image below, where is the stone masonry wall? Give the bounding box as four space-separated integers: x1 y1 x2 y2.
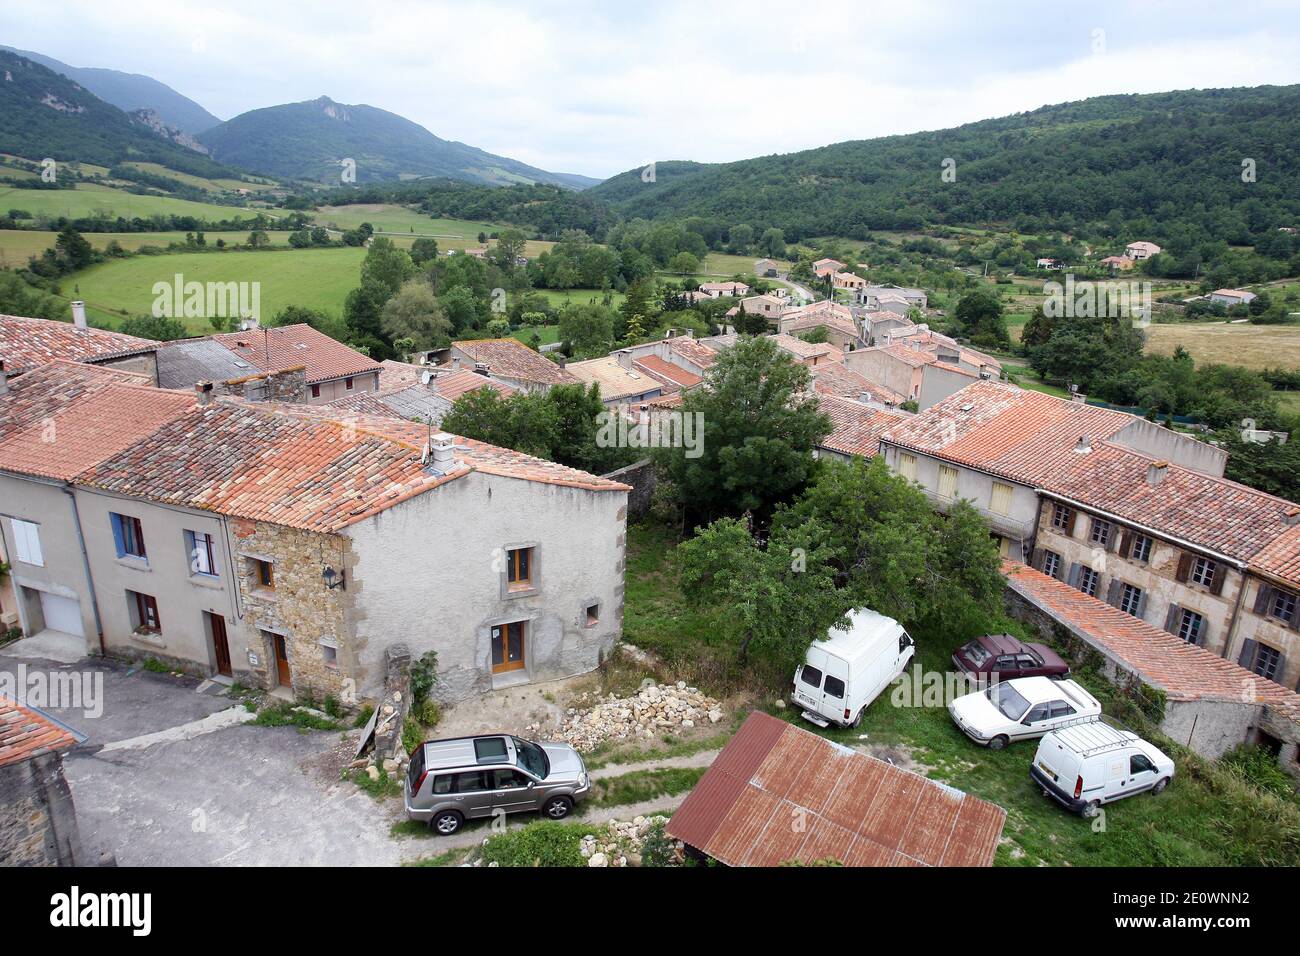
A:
0 754 81 866
602 459 656 518
228 518 358 704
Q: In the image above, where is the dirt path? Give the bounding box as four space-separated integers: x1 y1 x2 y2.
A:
589 748 720 780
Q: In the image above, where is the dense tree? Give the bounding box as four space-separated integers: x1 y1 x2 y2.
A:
381 278 452 351
117 314 187 341
952 288 1009 348
557 303 615 358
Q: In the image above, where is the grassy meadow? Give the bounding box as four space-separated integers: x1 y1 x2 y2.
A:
0 182 272 223
1145 321 1300 371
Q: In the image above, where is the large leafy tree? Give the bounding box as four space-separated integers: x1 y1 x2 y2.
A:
381 278 452 352
656 335 831 523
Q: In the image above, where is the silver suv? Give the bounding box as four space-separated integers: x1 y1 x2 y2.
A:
404 734 590 835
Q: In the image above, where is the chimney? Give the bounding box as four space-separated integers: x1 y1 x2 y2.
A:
0 360 8 397
71 300 87 329
452 356 462 371
1146 460 1169 487
429 432 455 472
1071 392 1087 403
556 356 567 369
1284 507 1300 528
1074 434 1092 454
195 381 213 406
473 362 490 377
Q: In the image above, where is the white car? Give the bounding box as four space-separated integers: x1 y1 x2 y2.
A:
1031 721 1175 817
948 676 1100 749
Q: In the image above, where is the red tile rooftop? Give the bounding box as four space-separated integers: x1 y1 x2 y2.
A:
817 396 909 459
0 696 84 768
212 323 381 385
0 313 157 376
452 338 577 386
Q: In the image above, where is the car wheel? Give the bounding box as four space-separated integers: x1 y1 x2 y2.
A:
988 734 1009 751
1152 777 1170 795
542 796 573 820
1082 801 1101 819
431 810 463 836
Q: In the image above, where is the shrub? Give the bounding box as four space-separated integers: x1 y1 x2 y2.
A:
352 703 375 728
410 650 439 709
480 821 590 867
1220 745 1299 800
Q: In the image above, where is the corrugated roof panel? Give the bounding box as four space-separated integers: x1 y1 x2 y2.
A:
940 797 1008 867
897 784 965 864
709 711 784 780
780 738 853 816
703 785 782 866
820 757 888 833
750 726 816 799
664 763 747 851
856 762 924 849
792 816 858 866
738 798 811 867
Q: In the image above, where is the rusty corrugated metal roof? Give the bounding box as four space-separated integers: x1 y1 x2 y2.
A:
667 711 1006 867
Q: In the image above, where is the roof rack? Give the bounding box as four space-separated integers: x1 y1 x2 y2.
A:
1053 715 1140 757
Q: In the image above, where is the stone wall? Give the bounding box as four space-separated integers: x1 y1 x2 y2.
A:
213 366 308 404
228 518 356 704
603 459 656 518
0 753 82 866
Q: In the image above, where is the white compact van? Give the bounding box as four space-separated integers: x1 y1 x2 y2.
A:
793 609 915 728
1030 720 1175 817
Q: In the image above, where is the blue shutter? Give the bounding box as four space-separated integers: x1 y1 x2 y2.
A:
110 513 126 558
183 530 196 573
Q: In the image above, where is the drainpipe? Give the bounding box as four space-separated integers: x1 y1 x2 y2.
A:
62 486 105 656
1026 494 1046 564
1219 569 1249 661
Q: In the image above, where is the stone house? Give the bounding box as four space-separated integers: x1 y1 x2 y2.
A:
0 697 85 865
843 343 980 409
0 312 158 383
445 339 579 395
1124 241 1162 260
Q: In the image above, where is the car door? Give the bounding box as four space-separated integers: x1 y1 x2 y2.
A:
1017 654 1043 678
1015 702 1052 739
1113 751 1159 799
453 770 495 817
1045 699 1078 731
489 767 540 814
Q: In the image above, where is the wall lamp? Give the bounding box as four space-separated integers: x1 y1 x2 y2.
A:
322 566 346 590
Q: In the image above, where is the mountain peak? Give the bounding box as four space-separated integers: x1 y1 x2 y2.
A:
312 95 350 121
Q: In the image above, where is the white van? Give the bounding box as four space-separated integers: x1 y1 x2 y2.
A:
1030 720 1175 817
792 609 915 728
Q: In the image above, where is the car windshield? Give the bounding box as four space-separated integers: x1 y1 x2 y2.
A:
963 641 992 666
512 737 550 779
987 682 1030 720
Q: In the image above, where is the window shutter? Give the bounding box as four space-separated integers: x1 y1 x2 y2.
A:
1031 547 1044 571
1135 590 1148 620
1196 618 1210 647
1119 530 1133 557
1252 583 1274 615
110 514 126 558
1066 507 1078 536
1236 638 1258 669
1105 578 1122 607
1175 552 1192 583
1067 563 1081 588
1163 603 1182 634
1210 564 1226 596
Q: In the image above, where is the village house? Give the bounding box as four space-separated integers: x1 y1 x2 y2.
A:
877 325 1002 378
325 361 515 425
697 281 750 298
1124 240 1162 260
858 309 916 346
1100 255 1135 271
815 395 910 463
157 323 383 404
880 381 1300 693
778 303 862 351
0 310 159 383
832 271 867 291
807 361 907 407
1209 288 1258 308
753 258 778 277
0 361 631 704
812 257 846 277
1035 258 1064 270
443 338 579 394
732 294 786 324
854 285 928 314
842 342 980 408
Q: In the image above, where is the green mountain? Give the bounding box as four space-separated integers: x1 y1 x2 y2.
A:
199 96 599 190
588 86 1300 241
0 50 238 178
0 45 221 134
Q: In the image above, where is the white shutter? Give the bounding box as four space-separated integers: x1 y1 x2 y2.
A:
11 519 43 567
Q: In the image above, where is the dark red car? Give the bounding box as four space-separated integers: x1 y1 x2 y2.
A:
951 634 1069 680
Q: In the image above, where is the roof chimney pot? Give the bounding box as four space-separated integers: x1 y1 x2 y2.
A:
1075 434 1093 454
195 381 214 406
0 360 8 397
70 300 87 329
1284 507 1300 527
1146 460 1169 486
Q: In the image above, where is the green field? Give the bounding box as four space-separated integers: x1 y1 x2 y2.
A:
0 229 295 266
511 324 562 347
313 204 494 237
63 247 366 331
0 182 272 224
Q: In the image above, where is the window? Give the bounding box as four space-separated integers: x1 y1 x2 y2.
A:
1129 534 1153 563
310 384 321 399
1024 703 1050 723
898 453 917 481
185 530 218 577
1051 503 1073 532
431 775 453 795
800 665 823 687
474 737 509 762
246 557 274 590
1078 566 1100 597
128 590 161 632
1191 557 1217 588
1177 609 1205 644
9 518 43 567
345 377 354 390
585 603 599 627
451 771 489 793
1251 644 1282 682
1271 589 1297 625
111 513 147 559
989 482 1013 516
1042 550 1062 580
1130 754 1157 775
1089 518 1112 547
492 768 530 789
937 465 959 499
506 547 533 590
823 675 845 699
491 620 526 673
1048 701 1077 719
320 638 338 669
1119 583 1144 617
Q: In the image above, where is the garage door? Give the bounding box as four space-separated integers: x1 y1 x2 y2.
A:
39 592 84 637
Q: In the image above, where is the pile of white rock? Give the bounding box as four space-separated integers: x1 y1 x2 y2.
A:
555 680 723 752
580 815 681 867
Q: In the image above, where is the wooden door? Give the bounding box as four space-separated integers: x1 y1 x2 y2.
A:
491 621 526 674
273 633 291 686
210 613 232 677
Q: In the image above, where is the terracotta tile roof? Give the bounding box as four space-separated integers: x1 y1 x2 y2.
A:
211 324 381 386
1250 525 1300 588
667 712 1006 867
781 308 859 339
0 313 157 376
84 399 629 534
0 361 193 481
567 356 665 402
377 360 426 391
667 337 718 370
770 333 837 361
633 355 700 389
817 396 909 458
0 697 84 768
452 339 577 387
1004 561 1300 723
809 362 905 406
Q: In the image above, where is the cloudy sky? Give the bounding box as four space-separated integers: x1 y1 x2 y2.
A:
3 0 1299 179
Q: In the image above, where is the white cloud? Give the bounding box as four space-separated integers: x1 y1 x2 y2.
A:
2 0 1297 178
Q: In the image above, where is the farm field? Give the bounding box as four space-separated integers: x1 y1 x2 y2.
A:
0 229 295 265
529 287 625 310
121 162 280 195
511 324 562 347
61 247 366 332
0 182 273 223
313 204 493 237
1145 322 1300 371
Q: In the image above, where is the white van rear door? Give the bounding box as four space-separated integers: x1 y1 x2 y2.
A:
794 650 829 715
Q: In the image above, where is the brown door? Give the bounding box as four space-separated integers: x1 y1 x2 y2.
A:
273 634 291 687
209 613 232 677
491 621 526 674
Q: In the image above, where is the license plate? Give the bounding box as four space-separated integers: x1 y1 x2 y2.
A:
1037 761 1057 782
